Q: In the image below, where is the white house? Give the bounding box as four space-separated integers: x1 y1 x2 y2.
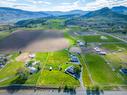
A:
29 54 35 58
99 51 107 55
28 67 37 74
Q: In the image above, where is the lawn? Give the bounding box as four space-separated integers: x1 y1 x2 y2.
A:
0 61 24 86
104 51 127 82
37 70 79 88
36 50 80 88
79 35 121 43
83 53 126 89
0 56 23 79
105 51 127 69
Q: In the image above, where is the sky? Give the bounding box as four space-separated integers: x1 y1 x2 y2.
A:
0 0 127 11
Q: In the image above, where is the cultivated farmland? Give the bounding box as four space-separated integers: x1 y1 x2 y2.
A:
0 30 69 52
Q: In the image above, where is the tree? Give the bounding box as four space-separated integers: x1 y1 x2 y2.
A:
74 65 81 75
16 67 28 80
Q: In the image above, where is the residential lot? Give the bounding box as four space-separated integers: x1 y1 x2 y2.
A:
0 50 80 88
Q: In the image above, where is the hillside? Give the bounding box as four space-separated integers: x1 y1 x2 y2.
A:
112 6 127 15
0 7 52 24
45 10 88 16
82 7 127 20
0 7 88 24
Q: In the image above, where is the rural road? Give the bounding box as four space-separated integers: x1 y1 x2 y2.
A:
0 89 127 95
100 32 127 44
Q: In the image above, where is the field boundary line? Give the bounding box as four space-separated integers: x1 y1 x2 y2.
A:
36 53 50 86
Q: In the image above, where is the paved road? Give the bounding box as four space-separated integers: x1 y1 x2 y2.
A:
0 89 127 95
100 32 127 44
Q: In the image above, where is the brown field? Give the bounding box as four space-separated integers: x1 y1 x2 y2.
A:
16 53 30 62
0 30 69 52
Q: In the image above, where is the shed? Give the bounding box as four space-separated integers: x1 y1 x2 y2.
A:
49 67 53 71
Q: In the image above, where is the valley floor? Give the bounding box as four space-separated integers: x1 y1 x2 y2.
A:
0 28 127 94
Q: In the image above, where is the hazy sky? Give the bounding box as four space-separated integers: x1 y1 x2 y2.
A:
0 0 127 11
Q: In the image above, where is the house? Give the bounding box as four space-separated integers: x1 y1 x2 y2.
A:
79 42 84 46
77 40 84 46
94 47 101 52
28 67 37 74
65 66 75 74
29 54 35 59
94 47 107 55
32 61 39 66
70 55 79 63
120 68 127 75
0 63 4 68
65 66 78 78
77 40 80 43
99 51 107 55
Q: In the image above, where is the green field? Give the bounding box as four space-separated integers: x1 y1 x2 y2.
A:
83 53 127 89
105 51 127 69
79 35 121 43
78 55 93 87
101 43 127 51
0 32 10 41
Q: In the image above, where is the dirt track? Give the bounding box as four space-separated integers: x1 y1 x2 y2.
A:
0 30 69 52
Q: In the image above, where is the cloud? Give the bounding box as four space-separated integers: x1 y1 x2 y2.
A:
83 0 127 11
0 0 127 11
25 0 51 5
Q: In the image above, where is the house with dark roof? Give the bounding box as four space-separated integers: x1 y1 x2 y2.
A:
120 68 127 75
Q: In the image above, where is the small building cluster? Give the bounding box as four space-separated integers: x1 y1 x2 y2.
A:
94 47 107 55
25 54 41 74
25 60 40 74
